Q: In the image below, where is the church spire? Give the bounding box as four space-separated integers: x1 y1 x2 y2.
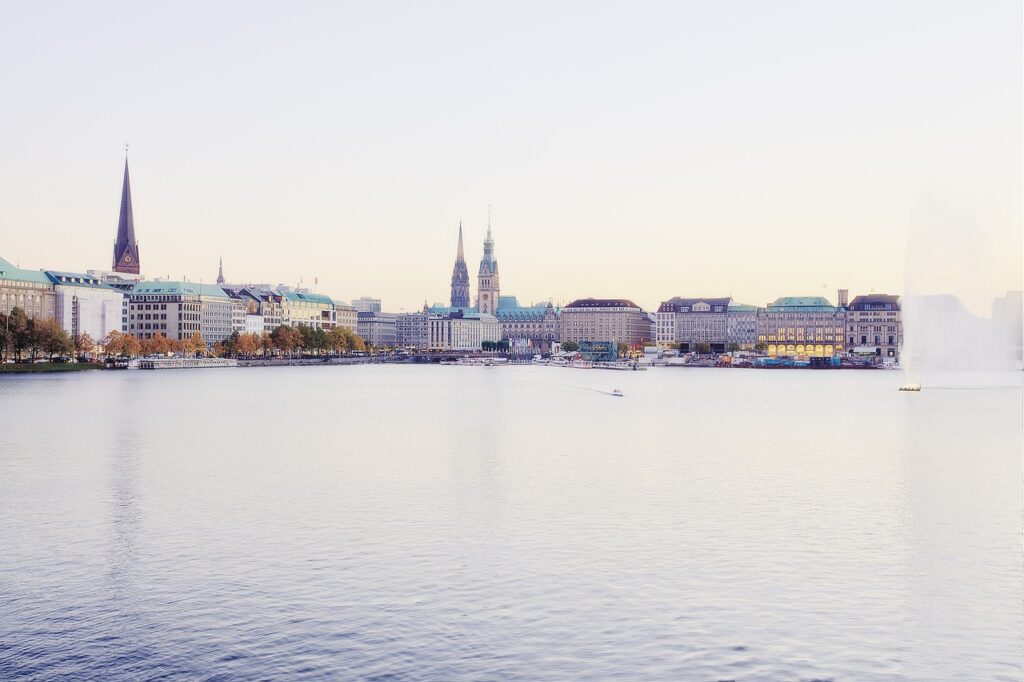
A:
112 151 141 275
216 256 225 285
449 222 470 308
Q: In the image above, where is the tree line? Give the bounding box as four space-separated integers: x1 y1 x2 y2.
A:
0 307 367 362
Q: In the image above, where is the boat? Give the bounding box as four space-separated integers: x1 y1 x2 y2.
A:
898 383 921 392
610 389 624 397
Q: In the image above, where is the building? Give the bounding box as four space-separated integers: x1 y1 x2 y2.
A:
559 298 653 347
756 296 846 358
127 281 234 344
726 302 759 350
846 293 902 361
450 223 471 308
112 156 141 275
357 311 397 347
334 301 358 332
495 296 560 354
476 219 500 315
396 310 430 348
0 256 56 321
280 291 336 329
656 297 731 352
428 310 501 350
45 271 125 342
352 297 382 313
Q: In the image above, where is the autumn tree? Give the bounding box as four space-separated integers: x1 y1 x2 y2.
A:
326 327 349 354
74 332 95 357
184 332 206 357
122 335 142 357
103 330 126 356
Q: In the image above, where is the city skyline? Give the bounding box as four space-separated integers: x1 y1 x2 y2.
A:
1 2 1020 315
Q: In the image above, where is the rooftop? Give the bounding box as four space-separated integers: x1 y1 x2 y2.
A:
280 290 335 306
765 296 840 312
0 256 53 285
848 294 901 311
130 281 230 298
564 298 642 310
45 271 123 291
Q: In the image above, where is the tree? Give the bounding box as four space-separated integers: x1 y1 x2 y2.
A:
271 325 300 355
260 331 273 356
326 327 349 354
727 342 741 353
222 331 240 357
74 332 96 358
103 330 126 356
184 332 206 357
33 318 73 359
561 340 579 352
694 342 711 354
753 342 768 354
211 341 225 358
236 332 261 356
617 342 630 357
122 335 142 357
8 307 30 360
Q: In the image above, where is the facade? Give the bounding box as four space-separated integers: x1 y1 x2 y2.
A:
495 296 560 354
112 157 141 275
245 314 265 335
559 298 653 347
352 297 382 313
45 271 125 341
846 294 901 360
450 224 471 308
656 297 731 352
756 296 846 358
396 310 430 348
128 281 234 343
357 311 397 347
334 301 358 332
0 256 56 320
476 223 500 315
280 291 336 329
726 303 759 350
428 311 501 350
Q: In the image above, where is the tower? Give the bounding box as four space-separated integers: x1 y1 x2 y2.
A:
216 256 225 285
476 209 500 315
450 222 470 308
112 154 141 275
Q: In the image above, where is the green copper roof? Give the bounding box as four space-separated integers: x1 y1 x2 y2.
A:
0 256 55 285
728 303 758 312
131 281 229 298
766 296 839 312
280 291 334 306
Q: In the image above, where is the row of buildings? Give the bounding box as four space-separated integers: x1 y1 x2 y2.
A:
1 156 916 360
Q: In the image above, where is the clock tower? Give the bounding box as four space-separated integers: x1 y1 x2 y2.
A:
476 214 499 315
112 156 141 275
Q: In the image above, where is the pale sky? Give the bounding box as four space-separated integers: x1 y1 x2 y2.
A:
1 1 1020 313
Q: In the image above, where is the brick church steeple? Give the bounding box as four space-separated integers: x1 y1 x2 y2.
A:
112 154 141 275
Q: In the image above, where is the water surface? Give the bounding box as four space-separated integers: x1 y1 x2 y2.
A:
1 366 1021 680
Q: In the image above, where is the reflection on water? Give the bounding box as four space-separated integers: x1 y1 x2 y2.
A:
0 367 1020 681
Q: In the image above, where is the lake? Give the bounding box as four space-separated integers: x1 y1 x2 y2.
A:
0 366 1021 680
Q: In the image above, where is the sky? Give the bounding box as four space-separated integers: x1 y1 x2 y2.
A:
0 1 1020 314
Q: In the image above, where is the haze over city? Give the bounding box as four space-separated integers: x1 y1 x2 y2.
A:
1 1 1020 314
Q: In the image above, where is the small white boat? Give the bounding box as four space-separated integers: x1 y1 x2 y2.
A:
610 389 624 397
898 383 921 392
